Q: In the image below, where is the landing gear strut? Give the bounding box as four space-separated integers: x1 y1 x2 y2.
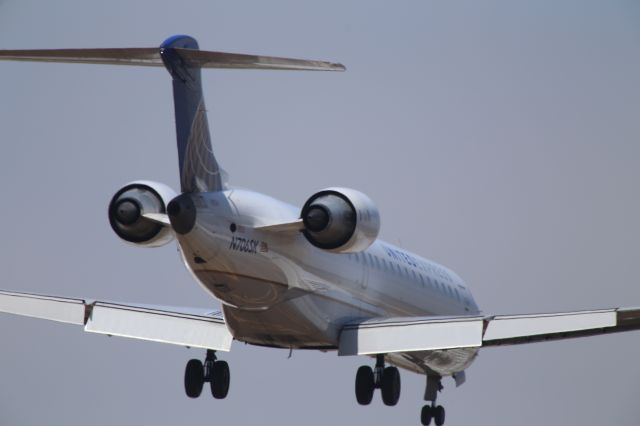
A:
184 350 230 399
355 354 401 406
420 375 445 426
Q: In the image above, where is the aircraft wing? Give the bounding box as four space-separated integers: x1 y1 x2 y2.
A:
0 290 232 351
338 307 640 356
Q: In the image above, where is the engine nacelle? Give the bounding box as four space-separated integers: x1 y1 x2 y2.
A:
301 188 380 253
108 180 177 247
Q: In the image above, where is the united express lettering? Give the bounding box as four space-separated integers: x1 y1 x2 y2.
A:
383 244 452 282
384 246 418 267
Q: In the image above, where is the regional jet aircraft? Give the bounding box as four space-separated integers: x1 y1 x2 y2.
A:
1 35 638 426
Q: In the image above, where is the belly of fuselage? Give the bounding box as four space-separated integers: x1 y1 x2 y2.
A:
191 267 342 348
173 190 480 372
176 214 349 348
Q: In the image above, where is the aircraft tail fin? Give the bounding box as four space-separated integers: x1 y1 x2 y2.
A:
160 35 221 192
0 35 345 193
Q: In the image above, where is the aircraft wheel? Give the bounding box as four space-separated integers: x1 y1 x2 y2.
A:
184 359 204 398
380 366 401 406
355 365 375 405
434 405 445 426
211 360 230 399
421 405 433 425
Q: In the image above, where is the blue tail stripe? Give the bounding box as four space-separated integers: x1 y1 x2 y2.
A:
159 35 223 193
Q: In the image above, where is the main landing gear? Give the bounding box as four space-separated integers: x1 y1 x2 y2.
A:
355 354 401 406
355 357 448 426
184 350 230 399
420 375 445 426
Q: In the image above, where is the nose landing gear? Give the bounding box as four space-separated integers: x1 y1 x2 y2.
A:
354 354 401 406
421 375 445 426
184 350 230 399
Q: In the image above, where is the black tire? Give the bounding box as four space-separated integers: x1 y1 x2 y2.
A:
380 366 401 406
421 405 433 426
434 405 445 426
184 359 204 398
355 365 375 405
211 360 230 399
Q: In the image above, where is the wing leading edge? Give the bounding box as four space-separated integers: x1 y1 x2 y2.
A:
0 290 232 351
338 307 640 356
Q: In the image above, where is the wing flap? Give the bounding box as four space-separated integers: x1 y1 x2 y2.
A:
85 302 232 351
339 316 484 356
339 307 640 356
0 290 232 351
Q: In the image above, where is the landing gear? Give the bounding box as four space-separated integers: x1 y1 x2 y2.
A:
210 360 230 399
421 405 432 425
421 375 445 425
184 350 230 399
381 366 401 406
421 405 445 426
354 354 401 406
355 366 374 405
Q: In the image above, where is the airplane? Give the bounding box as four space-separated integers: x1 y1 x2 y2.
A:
1 34 639 426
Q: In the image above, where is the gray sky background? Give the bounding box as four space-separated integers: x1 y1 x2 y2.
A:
1 1 639 425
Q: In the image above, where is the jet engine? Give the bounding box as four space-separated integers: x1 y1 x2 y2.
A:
300 188 380 253
108 180 177 247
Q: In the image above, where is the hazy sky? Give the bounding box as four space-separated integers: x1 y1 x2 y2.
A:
1 1 639 425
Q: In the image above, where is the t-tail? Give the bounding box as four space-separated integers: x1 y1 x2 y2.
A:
0 35 345 193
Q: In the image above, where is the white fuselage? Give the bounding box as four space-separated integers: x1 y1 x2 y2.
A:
176 189 481 375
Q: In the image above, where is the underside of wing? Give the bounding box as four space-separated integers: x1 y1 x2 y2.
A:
0 290 232 351
339 307 640 356
482 307 640 346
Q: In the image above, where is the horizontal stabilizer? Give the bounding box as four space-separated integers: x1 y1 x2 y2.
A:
0 290 232 351
0 47 346 71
